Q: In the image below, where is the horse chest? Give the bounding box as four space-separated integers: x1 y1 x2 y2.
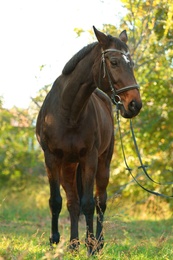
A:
46 125 96 160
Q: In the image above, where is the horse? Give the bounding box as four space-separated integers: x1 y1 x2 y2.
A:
36 26 142 255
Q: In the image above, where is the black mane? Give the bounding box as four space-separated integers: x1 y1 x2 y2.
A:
62 42 97 75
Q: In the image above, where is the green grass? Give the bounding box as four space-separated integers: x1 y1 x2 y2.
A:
0 177 172 259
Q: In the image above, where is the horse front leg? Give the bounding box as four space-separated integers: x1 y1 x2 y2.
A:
45 151 62 245
61 163 80 251
82 188 96 255
80 151 97 255
95 156 110 252
95 191 107 251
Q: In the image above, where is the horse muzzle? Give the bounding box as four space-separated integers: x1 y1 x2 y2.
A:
120 99 142 118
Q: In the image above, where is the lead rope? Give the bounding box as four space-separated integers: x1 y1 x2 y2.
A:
116 106 173 198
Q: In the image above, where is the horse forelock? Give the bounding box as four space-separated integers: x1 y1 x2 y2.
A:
107 35 128 51
62 42 97 75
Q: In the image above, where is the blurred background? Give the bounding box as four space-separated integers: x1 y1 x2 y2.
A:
0 1 173 258
0 0 173 216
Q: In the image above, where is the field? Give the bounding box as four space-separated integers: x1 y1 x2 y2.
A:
0 177 172 259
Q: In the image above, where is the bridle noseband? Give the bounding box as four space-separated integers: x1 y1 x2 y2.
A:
100 48 140 106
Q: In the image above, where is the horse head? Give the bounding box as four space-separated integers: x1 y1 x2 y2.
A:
93 26 142 118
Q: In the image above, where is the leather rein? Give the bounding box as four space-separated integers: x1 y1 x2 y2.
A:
100 48 140 105
116 109 173 198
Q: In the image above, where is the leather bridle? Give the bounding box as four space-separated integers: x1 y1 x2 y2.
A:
100 48 140 105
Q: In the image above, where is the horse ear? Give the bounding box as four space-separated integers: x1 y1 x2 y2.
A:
119 30 128 43
93 26 109 47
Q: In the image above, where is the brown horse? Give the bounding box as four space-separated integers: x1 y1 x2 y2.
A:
36 26 142 255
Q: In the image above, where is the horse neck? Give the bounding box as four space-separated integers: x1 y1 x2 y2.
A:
60 46 100 125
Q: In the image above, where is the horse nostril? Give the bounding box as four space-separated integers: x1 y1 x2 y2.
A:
128 100 136 112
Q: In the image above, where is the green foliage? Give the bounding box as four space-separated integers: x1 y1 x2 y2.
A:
0 106 45 183
0 96 4 108
0 84 52 185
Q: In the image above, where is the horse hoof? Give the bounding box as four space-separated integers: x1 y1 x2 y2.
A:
49 232 60 245
85 237 97 256
68 239 80 252
97 236 104 252
86 236 104 255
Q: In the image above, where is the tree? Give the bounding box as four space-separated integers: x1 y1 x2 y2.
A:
0 106 45 184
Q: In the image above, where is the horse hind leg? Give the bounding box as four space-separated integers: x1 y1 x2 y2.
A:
49 179 62 245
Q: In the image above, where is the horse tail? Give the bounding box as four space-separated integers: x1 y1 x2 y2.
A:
76 164 83 212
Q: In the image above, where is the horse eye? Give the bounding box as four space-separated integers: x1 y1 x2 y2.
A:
110 59 118 66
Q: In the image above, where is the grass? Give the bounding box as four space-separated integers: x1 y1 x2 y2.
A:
0 177 172 259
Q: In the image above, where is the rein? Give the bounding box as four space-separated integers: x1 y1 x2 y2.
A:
116 107 173 198
100 48 140 105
